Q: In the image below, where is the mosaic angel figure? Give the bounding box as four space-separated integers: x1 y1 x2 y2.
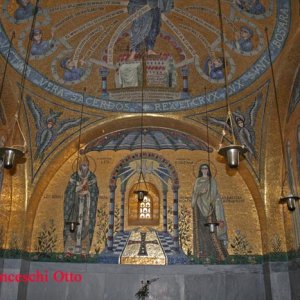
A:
26 95 87 160
207 93 262 161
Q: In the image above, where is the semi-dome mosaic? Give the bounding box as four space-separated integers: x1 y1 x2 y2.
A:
0 0 290 112
82 127 212 152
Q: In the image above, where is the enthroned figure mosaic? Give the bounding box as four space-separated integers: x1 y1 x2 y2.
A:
0 0 290 112
0 0 291 265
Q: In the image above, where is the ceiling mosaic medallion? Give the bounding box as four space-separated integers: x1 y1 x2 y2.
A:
0 0 290 112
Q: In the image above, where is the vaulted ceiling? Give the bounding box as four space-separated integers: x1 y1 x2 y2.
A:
0 0 299 182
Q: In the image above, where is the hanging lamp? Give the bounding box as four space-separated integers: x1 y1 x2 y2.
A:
66 88 86 232
0 1 40 168
134 49 148 202
216 0 247 168
264 28 300 211
0 31 25 169
203 86 220 233
65 203 80 233
204 222 220 234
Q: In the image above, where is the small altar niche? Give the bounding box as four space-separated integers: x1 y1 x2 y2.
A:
128 182 160 227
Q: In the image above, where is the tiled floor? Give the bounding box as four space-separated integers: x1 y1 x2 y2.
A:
98 230 189 264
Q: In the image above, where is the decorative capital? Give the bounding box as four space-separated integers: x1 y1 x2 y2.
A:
181 66 189 77
99 67 109 77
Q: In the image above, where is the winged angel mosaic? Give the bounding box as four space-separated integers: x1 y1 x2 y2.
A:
0 0 289 111
207 93 262 161
26 95 87 161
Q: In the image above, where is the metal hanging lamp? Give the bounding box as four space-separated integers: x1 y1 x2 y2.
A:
279 195 299 211
0 146 25 169
66 88 86 232
134 50 148 202
0 31 25 169
134 172 149 202
203 87 220 233
216 0 247 168
65 202 80 232
264 28 300 211
0 1 40 169
204 222 220 234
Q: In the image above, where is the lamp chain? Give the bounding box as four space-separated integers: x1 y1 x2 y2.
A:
204 87 211 166
265 28 287 196
17 0 40 119
11 0 40 150
204 86 213 215
140 52 145 173
217 0 236 145
0 31 15 125
68 89 86 226
74 88 86 185
137 50 148 192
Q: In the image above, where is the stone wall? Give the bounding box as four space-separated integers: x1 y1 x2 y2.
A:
1 259 298 300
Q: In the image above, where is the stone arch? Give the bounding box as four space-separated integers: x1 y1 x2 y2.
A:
109 151 179 188
107 151 180 251
128 182 160 227
24 115 266 255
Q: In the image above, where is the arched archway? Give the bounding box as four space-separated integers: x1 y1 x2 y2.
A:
107 151 180 251
128 182 160 226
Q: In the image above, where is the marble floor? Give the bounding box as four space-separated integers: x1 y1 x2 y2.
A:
97 230 189 264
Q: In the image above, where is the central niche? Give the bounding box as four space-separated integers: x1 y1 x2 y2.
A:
128 182 160 227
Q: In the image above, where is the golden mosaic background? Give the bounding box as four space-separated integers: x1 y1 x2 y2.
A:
0 0 299 262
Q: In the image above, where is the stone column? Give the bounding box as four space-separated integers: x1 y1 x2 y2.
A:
107 185 116 251
163 184 168 233
181 66 189 98
99 67 109 98
120 183 126 232
173 187 179 251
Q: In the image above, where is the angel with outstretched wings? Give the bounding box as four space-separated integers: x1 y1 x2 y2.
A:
26 95 88 161
206 93 262 161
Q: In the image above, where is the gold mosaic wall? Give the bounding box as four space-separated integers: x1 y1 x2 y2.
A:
0 0 299 262
30 149 262 255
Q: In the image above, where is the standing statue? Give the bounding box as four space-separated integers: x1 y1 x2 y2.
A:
128 0 174 60
64 159 99 254
191 164 228 261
